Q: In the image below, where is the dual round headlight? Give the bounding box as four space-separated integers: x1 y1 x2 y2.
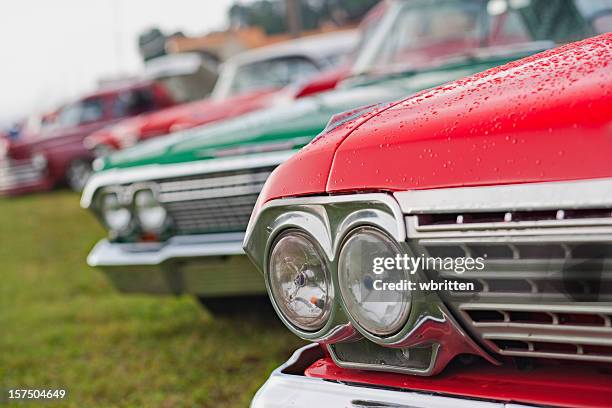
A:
268 231 332 331
267 226 412 338
99 187 168 235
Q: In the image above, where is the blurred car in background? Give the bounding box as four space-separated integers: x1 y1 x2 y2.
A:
81 0 609 312
244 32 612 408
0 81 175 195
84 29 359 155
0 53 218 195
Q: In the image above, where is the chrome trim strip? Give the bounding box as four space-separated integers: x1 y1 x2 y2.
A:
81 150 296 208
413 217 612 232
495 348 612 363
394 177 612 214
461 303 612 314
160 182 266 203
252 345 532 408
159 170 271 195
482 332 612 347
87 232 245 267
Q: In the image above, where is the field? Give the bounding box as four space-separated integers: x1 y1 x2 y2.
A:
0 191 305 407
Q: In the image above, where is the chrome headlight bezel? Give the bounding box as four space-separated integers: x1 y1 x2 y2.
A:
95 183 171 239
251 194 414 344
245 193 494 376
248 194 424 345
267 229 334 333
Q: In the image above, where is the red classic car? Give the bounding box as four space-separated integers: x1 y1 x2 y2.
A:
243 33 612 407
84 30 359 155
0 80 177 194
0 51 220 195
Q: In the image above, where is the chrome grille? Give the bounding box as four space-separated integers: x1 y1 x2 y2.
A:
158 167 274 235
406 208 612 364
0 158 45 192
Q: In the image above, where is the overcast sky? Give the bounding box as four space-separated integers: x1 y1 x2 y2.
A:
0 0 235 126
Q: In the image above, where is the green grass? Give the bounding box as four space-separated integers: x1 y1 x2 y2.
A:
0 191 305 407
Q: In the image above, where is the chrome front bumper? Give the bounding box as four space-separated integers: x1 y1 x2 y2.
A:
87 232 265 296
252 345 536 408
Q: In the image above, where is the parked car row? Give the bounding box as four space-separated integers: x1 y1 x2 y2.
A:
0 29 358 195
1 80 177 194
83 29 359 156
5 0 612 406
82 0 609 306
77 0 612 405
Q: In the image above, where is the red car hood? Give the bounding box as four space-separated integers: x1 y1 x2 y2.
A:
259 33 612 208
86 88 281 150
146 87 280 132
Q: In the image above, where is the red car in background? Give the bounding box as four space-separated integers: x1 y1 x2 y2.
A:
0 80 176 195
85 29 360 155
0 51 218 195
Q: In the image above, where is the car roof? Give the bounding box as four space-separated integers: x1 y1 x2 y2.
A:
225 29 359 67
71 79 156 102
143 52 216 79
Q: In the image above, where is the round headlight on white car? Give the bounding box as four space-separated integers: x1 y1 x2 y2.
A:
134 188 167 232
100 192 131 233
338 227 412 337
268 231 332 332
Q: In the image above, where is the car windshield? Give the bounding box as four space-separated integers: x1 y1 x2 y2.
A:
215 56 320 99
356 0 603 75
56 98 105 128
158 65 217 103
112 88 157 118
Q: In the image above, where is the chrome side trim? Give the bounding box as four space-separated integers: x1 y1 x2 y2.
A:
252 345 533 408
394 177 612 214
87 232 245 267
81 150 296 208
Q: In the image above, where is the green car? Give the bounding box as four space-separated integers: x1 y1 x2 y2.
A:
81 0 605 310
